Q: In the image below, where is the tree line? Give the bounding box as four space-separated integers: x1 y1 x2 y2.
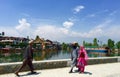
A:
83 38 120 50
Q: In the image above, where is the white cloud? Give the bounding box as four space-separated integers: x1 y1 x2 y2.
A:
33 25 67 40
73 5 85 14
86 10 109 19
67 20 112 38
15 18 31 31
104 26 120 39
68 17 79 22
67 26 103 38
63 21 74 28
85 27 103 38
83 20 112 38
0 27 22 37
60 28 69 34
1 18 120 43
96 19 112 28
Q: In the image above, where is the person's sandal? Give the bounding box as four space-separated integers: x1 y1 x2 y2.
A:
69 70 72 73
14 72 19 76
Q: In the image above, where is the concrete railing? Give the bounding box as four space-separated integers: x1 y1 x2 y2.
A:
0 57 120 74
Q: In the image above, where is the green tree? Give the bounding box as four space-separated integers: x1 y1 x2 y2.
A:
116 41 120 49
116 41 120 56
107 39 115 49
62 42 67 50
0 42 5 48
93 38 98 46
84 42 93 48
102 44 107 47
19 42 28 48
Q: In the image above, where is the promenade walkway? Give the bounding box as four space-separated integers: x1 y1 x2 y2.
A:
0 62 120 77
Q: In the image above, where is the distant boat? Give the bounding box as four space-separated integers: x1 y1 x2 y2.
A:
86 49 107 53
86 48 108 57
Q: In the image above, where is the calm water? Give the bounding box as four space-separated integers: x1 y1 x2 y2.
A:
33 50 71 61
0 49 107 63
33 49 107 61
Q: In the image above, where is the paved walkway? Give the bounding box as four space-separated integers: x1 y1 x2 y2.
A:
0 62 120 77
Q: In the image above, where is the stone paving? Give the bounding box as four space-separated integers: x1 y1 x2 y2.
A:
0 62 120 77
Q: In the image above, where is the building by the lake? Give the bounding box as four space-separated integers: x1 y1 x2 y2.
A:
0 32 29 45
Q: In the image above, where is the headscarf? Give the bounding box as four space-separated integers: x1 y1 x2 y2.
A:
79 46 88 60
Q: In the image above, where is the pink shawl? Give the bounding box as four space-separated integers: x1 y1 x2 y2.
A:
79 46 88 61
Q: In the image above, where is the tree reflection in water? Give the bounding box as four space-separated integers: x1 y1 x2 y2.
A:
0 49 71 63
0 48 109 63
34 50 71 61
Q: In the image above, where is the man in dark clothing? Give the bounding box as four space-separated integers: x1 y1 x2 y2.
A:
15 40 36 76
69 42 79 73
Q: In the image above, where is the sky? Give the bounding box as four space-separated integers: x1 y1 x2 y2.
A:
0 0 120 44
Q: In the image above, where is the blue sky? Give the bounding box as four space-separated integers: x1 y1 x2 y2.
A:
0 0 120 44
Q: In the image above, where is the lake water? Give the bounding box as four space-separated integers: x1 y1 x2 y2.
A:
0 49 107 63
33 50 71 61
34 49 107 61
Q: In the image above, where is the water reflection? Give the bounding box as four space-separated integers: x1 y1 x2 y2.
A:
33 49 108 61
0 49 108 63
34 50 71 61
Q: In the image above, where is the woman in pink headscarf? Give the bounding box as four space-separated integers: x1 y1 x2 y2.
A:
77 46 88 73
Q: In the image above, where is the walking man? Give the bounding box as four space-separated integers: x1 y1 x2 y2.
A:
15 40 36 76
69 42 79 73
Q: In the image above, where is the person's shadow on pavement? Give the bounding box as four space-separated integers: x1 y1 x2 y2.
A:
83 71 92 75
71 70 92 75
15 72 40 77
